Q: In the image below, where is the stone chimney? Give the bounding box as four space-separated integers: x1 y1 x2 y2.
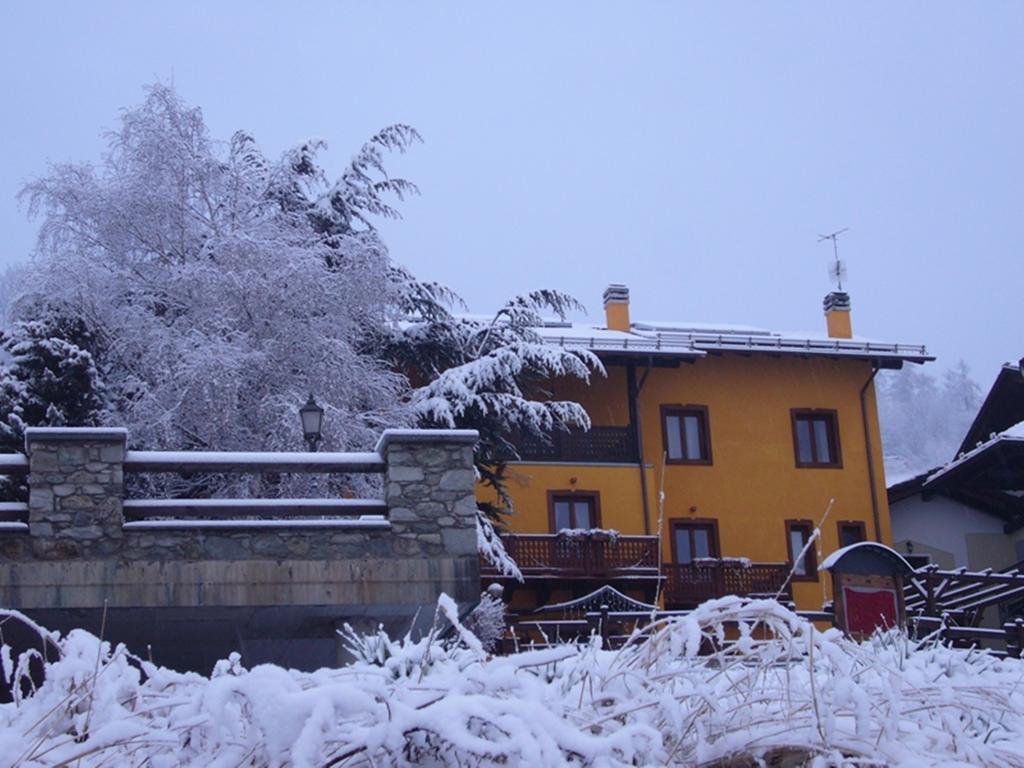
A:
824 291 853 339
603 284 631 332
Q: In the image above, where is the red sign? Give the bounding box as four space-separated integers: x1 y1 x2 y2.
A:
843 586 898 635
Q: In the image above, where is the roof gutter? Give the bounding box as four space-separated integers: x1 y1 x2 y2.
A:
627 361 654 535
860 363 883 542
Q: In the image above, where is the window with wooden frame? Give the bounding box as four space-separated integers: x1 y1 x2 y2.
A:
791 409 842 468
661 405 712 464
670 519 721 564
837 521 867 548
785 520 818 580
548 491 600 532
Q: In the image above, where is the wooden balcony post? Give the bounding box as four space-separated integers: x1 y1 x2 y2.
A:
925 572 938 616
712 560 725 599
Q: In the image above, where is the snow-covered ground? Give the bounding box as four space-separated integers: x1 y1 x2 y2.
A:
3 597 1024 767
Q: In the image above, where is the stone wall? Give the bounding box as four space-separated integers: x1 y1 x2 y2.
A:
24 428 126 561
380 430 478 560
2 427 479 565
0 428 481 637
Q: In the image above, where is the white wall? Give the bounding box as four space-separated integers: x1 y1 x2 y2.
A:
891 494 1013 570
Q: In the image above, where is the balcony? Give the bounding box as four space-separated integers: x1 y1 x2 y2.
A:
482 536 793 606
482 532 660 579
513 426 638 464
663 560 792 607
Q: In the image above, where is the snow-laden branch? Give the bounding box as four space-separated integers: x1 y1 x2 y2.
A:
476 509 523 581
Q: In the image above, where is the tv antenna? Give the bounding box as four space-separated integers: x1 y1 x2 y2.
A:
818 227 849 291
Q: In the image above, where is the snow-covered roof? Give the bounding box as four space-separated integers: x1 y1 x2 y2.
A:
533 320 933 363
820 541 914 573
533 323 704 358
925 419 1024 487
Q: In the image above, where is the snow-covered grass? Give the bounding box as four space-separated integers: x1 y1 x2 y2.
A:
4 597 1024 766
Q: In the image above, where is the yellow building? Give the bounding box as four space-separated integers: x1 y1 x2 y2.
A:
481 285 932 612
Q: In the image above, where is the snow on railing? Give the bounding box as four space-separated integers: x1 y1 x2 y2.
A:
0 458 29 527
122 498 389 530
124 450 384 473
122 449 388 528
0 454 29 473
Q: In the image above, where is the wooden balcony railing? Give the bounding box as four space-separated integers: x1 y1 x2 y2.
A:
513 427 638 464
663 560 791 607
482 533 660 579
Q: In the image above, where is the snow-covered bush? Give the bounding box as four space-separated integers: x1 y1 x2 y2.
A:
462 586 508 653
5 598 1024 766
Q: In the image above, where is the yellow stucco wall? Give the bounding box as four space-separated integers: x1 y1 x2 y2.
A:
480 353 893 611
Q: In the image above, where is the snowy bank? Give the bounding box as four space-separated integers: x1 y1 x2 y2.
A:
3 598 1024 766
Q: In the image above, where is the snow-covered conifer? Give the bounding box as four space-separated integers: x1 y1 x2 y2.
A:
0 306 103 451
378 288 603 519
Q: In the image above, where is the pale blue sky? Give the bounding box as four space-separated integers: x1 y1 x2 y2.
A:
1 2 1021 379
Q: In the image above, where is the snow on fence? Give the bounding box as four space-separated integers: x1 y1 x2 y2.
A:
905 562 1024 619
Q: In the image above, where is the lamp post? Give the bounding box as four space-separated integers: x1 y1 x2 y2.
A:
299 394 324 452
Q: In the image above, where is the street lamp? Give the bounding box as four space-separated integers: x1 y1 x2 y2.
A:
299 394 324 452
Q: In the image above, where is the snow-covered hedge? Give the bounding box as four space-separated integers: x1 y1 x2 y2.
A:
3 598 1024 766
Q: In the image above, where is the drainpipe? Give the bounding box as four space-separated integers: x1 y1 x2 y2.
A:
627 361 653 535
859 363 883 542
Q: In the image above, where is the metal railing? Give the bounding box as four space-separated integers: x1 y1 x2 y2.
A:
0 455 29 528
122 451 388 528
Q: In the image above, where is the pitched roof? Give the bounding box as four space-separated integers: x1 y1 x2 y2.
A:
887 467 940 504
958 361 1024 455
925 420 1024 492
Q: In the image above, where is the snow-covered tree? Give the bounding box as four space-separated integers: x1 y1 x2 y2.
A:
877 360 982 480
0 306 103 452
17 84 412 459
375 287 602 520
15 83 598 518
0 305 104 498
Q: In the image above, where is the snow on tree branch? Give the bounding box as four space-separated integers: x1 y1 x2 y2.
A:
476 509 523 581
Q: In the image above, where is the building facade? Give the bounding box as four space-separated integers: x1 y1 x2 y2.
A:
481 285 932 613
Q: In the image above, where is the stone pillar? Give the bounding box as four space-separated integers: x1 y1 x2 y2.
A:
377 429 479 559
24 427 127 560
